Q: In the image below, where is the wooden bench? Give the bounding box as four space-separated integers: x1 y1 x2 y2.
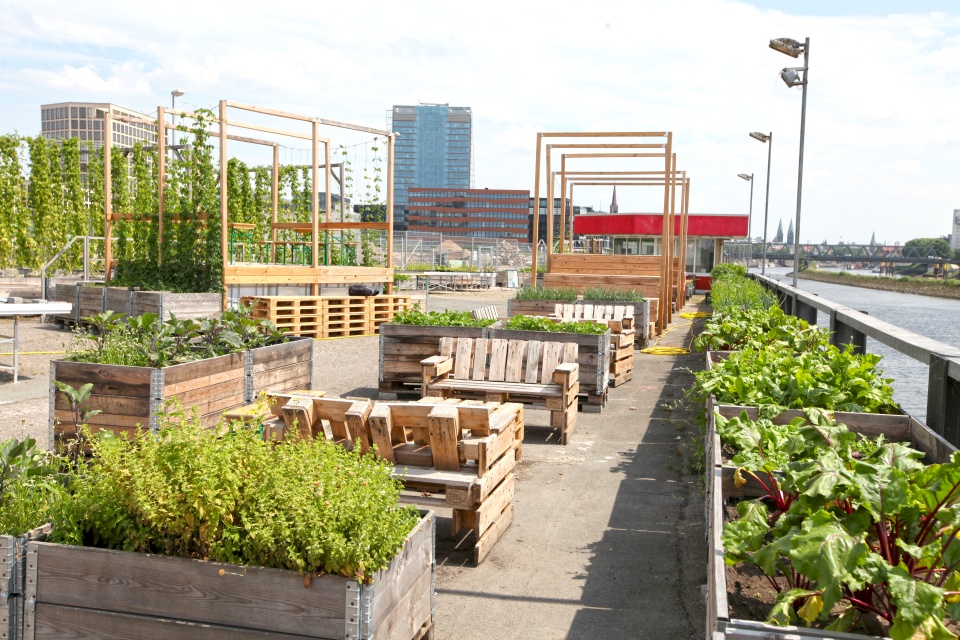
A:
470 305 499 321
420 337 580 445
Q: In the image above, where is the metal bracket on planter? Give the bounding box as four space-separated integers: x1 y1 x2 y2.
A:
22 545 38 640
0 541 13 603
344 581 361 640
358 582 375 639
243 352 254 404
149 368 165 432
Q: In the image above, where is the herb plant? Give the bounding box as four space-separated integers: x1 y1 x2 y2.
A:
51 416 420 583
392 306 496 328
514 286 578 301
581 287 645 302
0 437 62 536
504 315 608 335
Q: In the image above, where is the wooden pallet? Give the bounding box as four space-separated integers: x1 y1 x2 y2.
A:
369 397 522 564
609 341 634 388
242 295 417 338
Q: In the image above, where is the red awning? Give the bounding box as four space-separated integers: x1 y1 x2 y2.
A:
574 213 748 237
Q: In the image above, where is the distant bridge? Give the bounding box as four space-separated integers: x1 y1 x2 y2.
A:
724 242 959 264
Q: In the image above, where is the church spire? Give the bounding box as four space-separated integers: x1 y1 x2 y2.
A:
610 185 618 213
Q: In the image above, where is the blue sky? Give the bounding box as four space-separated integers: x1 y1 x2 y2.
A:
1 0 958 245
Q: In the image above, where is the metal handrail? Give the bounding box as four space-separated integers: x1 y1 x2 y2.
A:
40 236 105 300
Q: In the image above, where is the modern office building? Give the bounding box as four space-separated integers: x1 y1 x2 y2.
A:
40 102 158 182
406 188 529 240
389 104 473 232
952 210 960 251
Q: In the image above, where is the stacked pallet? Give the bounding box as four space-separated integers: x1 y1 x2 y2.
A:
241 295 417 338
369 397 522 564
609 331 635 387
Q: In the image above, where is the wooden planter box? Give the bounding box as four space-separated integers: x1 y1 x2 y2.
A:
51 284 221 323
50 337 313 445
0 525 48 640
706 402 956 639
487 327 610 399
379 324 489 398
22 512 434 640
506 299 568 318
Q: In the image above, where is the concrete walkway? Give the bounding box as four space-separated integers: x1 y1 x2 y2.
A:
428 297 709 639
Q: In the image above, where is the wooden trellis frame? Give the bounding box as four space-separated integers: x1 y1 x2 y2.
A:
531 133 680 332
103 100 396 306
558 163 689 329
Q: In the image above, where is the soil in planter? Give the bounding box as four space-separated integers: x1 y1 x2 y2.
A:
722 502 960 637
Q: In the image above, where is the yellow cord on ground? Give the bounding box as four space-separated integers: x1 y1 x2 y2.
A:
640 310 710 355
680 311 711 319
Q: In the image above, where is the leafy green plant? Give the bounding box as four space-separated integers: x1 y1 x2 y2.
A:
581 287 645 302
693 307 831 353
694 346 899 414
711 263 747 281
504 315 608 335
514 286 578 301
0 437 62 536
710 272 777 314
50 414 420 583
392 306 495 328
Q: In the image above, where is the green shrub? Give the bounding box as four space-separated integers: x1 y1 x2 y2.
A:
0 437 62 536
50 414 420 583
514 286 578 301
710 263 747 280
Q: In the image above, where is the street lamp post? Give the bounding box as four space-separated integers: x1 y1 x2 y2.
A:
170 89 184 151
770 37 809 288
737 173 754 270
750 132 773 275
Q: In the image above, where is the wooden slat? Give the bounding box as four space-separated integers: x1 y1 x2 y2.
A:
540 342 564 385
504 340 525 383
439 337 455 357
368 404 395 462
471 338 488 381
454 338 473 380
487 339 508 382
429 379 562 397
563 343 579 364
523 341 542 384
427 405 461 471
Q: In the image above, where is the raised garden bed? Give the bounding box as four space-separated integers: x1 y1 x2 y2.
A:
52 283 221 323
50 336 313 443
22 511 434 640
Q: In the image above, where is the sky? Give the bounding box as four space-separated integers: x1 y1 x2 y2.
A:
1 0 958 246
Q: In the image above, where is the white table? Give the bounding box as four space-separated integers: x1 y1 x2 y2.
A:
0 302 72 384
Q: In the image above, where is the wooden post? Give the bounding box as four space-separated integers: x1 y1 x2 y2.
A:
157 107 165 246
569 182 575 253
324 139 332 268
559 155 566 255
271 144 279 264
531 133 542 285
386 133 395 294
680 176 690 298
103 108 113 282
659 134 673 334
545 149 553 272
219 100 229 309
311 119 319 295
667 153 677 324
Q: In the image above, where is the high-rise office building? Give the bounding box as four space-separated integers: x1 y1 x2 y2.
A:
407 188 529 240
40 102 157 182
389 104 473 232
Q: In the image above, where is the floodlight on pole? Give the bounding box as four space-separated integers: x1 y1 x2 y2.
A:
770 36 809 288
738 174 754 270
750 131 773 275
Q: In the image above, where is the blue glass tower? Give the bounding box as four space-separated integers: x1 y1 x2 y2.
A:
390 104 473 231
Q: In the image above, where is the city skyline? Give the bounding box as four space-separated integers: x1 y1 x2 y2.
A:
1 0 957 245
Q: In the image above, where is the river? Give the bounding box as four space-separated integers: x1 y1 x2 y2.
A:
752 267 960 422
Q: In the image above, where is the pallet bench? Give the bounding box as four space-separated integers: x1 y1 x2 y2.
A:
553 303 636 387
470 305 499 321
368 397 523 564
420 336 579 445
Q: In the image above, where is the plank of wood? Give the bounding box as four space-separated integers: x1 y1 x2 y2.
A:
473 503 514 565
540 342 564 385
281 396 315 440
523 340 542 384
454 338 473 380
504 340 525 383
428 405 461 471
428 379 562 397
28 542 347 637
487 339 508 382
370 568 433 640
368 404 396 462
162 354 245 386
471 338 488 381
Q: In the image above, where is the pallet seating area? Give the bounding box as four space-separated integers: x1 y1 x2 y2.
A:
241 294 417 338
421 336 580 445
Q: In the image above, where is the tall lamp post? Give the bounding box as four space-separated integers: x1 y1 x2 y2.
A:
737 173 754 270
170 89 184 150
750 132 773 275
770 37 809 288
